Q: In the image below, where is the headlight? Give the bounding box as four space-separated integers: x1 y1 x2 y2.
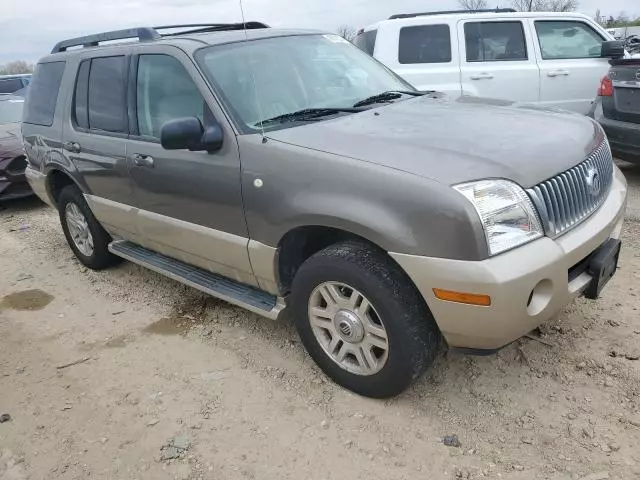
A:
454 179 543 256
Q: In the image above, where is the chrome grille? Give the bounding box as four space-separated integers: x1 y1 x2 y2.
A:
526 140 613 238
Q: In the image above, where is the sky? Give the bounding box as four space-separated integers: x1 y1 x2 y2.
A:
1 0 638 64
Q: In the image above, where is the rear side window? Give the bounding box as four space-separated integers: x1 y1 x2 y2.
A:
464 22 527 62
86 56 127 133
354 29 378 55
399 24 452 64
535 21 604 60
23 62 65 126
0 78 24 94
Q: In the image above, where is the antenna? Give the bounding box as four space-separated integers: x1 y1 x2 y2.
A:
238 0 266 142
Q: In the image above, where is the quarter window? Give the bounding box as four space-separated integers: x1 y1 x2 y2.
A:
399 25 452 64
464 22 528 62
0 78 24 94
23 62 66 126
136 54 205 138
535 21 604 60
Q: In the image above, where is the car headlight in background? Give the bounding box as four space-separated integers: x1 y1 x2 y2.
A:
454 179 543 256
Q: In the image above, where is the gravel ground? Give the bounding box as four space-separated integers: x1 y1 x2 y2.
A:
1 162 639 480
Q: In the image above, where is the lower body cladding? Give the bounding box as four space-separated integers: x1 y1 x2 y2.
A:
392 167 627 351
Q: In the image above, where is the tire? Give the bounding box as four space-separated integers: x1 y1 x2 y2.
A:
291 241 441 398
58 185 119 270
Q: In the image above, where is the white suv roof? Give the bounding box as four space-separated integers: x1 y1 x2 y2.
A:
362 11 595 32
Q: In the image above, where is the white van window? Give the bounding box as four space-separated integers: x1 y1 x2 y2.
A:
398 25 452 64
354 30 378 55
535 21 604 60
464 22 527 62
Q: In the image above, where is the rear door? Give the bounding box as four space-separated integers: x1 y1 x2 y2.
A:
61 54 139 241
458 19 540 103
532 18 611 114
125 46 255 286
374 20 461 96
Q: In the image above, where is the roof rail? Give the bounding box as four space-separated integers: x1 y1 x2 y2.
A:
389 8 516 19
51 22 269 54
51 28 160 53
155 22 269 37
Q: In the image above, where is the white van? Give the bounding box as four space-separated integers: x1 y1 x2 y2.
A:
355 10 620 114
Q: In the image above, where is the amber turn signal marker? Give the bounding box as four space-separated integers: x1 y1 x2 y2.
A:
432 289 491 306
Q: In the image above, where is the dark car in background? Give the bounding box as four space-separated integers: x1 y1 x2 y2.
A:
0 74 31 96
590 59 640 164
0 95 31 201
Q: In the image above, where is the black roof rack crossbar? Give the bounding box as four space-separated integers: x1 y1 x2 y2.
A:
389 8 516 19
51 28 160 53
51 22 269 53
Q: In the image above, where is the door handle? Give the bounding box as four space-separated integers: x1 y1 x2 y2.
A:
63 142 81 154
547 70 570 77
131 153 154 168
470 73 494 80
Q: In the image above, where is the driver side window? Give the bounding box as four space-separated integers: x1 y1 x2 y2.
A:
535 21 604 60
136 54 205 138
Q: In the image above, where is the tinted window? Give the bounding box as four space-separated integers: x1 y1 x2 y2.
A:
354 30 378 55
88 56 127 133
23 62 65 126
136 55 204 138
535 21 604 60
74 60 90 129
465 22 527 62
399 25 451 64
0 79 24 94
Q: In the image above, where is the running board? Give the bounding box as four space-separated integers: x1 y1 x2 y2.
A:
108 240 285 320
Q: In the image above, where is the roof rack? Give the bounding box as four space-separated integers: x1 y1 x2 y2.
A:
51 22 269 53
389 8 516 19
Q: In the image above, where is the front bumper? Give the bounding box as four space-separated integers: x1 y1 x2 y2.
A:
24 166 54 206
0 157 32 201
391 166 628 350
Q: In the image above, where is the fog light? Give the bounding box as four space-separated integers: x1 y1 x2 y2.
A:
526 279 553 316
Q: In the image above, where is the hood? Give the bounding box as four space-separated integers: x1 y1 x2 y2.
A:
266 95 601 188
0 122 22 158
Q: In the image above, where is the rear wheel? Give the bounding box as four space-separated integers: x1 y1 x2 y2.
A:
291 241 441 398
58 185 119 270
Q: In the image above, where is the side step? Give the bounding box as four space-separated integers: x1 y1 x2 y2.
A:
108 240 285 320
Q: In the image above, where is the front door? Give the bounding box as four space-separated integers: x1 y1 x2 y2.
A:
458 19 540 103
126 49 255 286
532 19 611 114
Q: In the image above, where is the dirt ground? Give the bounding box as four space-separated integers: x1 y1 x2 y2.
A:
1 163 639 480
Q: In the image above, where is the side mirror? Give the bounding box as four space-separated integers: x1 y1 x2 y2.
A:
601 40 625 59
160 117 223 152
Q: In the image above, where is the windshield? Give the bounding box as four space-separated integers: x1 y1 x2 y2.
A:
0 98 24 124
196 34 414 130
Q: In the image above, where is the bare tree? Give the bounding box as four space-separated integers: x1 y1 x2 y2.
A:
336 25 357 42
458 0 488 10
511 0 577 11
0 60 33 75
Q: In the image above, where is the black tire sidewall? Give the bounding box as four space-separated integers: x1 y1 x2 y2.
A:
58 185 115 270
291 243 439 398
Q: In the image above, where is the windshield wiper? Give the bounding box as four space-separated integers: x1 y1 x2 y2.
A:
352 90 425 108
254 108 362 127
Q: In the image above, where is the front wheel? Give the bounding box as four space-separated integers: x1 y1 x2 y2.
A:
291 241 442 398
